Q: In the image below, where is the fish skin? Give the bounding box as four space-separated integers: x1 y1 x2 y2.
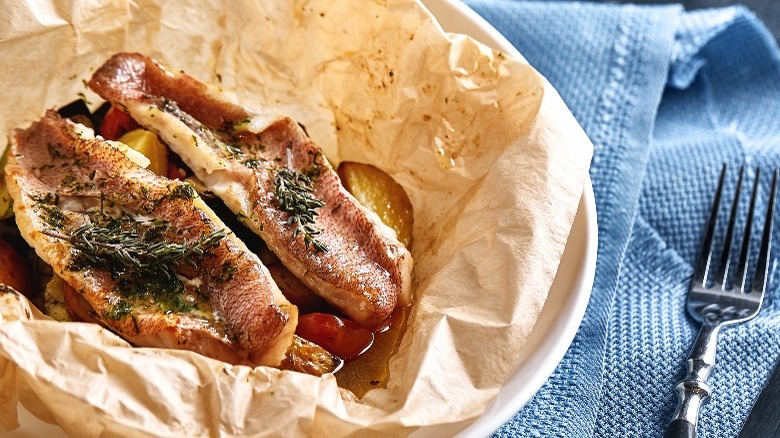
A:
5 111 296 366
89 53 413 328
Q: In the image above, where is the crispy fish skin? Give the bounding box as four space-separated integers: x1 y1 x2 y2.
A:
89 53 413 327
5 111 297 366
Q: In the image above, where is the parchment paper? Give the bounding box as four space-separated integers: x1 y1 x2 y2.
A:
0 0 593 436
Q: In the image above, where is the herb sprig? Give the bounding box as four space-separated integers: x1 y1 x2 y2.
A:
273 152 328 252
43 223 226 280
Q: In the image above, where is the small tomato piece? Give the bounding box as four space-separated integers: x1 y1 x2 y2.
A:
296 313 374 360
100 106 138 140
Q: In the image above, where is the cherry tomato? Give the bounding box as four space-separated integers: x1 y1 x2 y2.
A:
296 313 374 360
100 106 139 140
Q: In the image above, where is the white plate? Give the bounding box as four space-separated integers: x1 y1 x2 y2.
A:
12 1 597 436
416 1 598 436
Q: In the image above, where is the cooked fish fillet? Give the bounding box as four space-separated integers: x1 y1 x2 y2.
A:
89 53 413 327
5 111 297 367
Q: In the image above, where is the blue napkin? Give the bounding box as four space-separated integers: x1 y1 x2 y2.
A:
464 1 780 436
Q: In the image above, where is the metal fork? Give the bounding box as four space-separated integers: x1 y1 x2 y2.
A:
665 165 777 438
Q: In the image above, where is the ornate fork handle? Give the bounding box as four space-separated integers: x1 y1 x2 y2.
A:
665 323 721 438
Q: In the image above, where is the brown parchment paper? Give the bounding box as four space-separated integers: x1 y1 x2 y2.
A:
0 0 593 436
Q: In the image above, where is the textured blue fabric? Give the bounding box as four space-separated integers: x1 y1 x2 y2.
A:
462 1 780 437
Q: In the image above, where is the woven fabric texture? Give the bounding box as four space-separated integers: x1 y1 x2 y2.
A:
463 1 780 437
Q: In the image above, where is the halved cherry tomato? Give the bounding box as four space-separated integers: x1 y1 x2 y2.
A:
100 106 138 140
296 313 374 360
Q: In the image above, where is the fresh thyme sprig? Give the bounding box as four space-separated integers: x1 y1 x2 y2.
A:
43 224 226 280
273 152 328 252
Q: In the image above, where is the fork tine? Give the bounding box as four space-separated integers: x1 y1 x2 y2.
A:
735 167 761 291
714 165 745 289
694 164 728 287
749 168 777 294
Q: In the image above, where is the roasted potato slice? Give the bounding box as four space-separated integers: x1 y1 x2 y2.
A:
337 162 413 247
118 129 169 175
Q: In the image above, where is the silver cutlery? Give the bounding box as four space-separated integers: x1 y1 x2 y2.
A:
665 165 777 438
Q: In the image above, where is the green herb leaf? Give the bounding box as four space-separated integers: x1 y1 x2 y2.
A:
43 222 226 281
273 166 328 252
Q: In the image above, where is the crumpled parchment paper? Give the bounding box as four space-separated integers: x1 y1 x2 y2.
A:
0 0 593 436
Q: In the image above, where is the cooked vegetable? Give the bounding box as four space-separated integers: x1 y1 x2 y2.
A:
118 129 169 175
337 162 413 247
0 237 33 296
296 312 374 360
100 106 138 140
279 335 343 376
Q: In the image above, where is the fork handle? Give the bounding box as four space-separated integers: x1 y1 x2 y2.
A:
665 419 695 438
665 323 722 438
